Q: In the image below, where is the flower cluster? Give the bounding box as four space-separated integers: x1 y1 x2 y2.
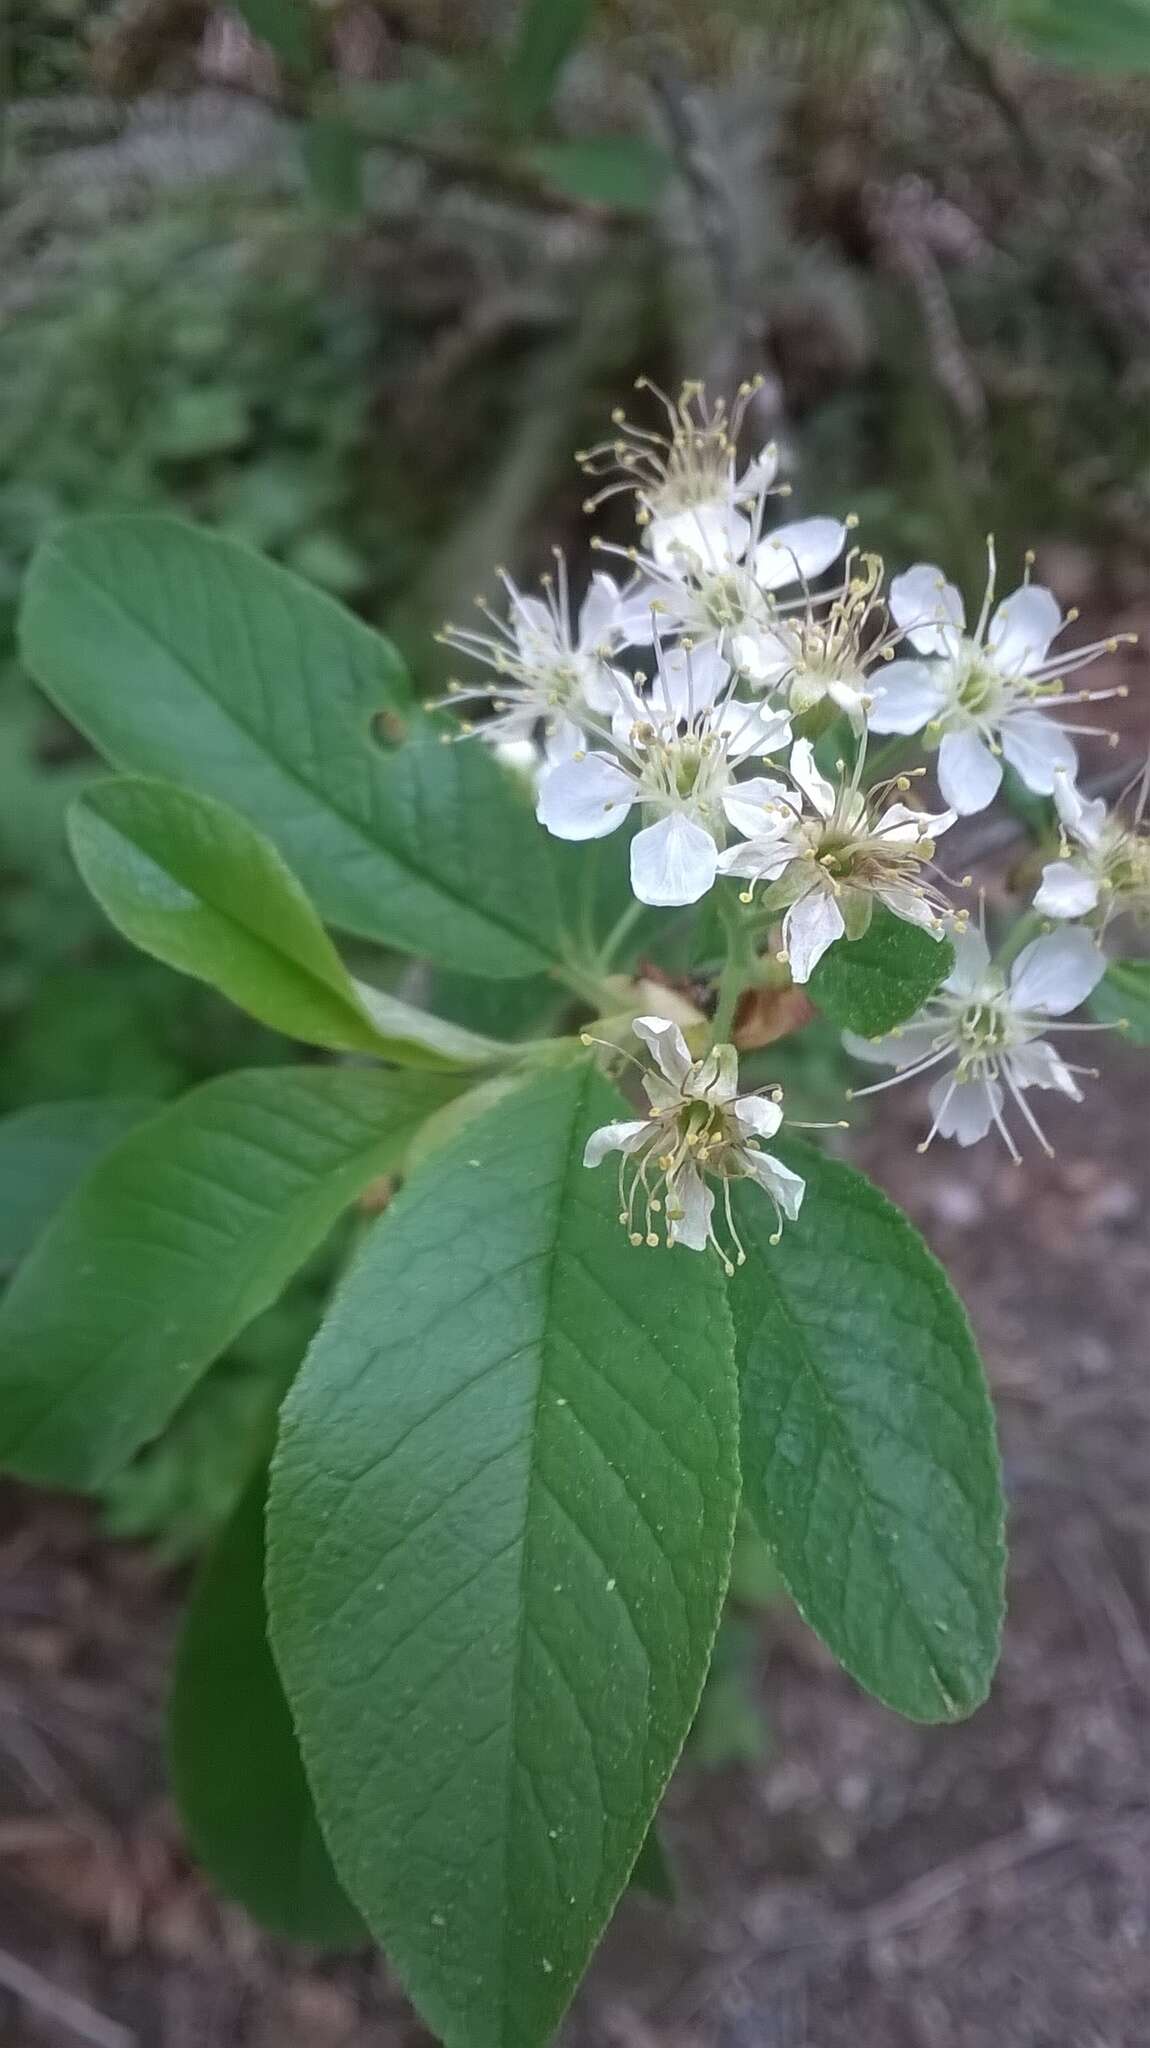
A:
582 1016 805 1271
440 378 1142 1221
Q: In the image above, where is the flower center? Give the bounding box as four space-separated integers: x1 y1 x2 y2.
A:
953 648 1006 722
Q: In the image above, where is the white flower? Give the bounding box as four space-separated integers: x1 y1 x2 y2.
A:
731 551 898 731
578 378 776 570
438 558 636 759
582 1015 806 1269
1035 764 1150 925
867 546 1130 815
844 924 1108 1158
536 641 792 907
603 515 850 655
717 739 955 981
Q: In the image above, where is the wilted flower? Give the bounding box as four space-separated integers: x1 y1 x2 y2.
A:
536 641 792 907
582 1016 805 1270
1035 763 1150 925
867 547 1131 815
844 925 1108 1158
438 557 643 761
717 739 955 981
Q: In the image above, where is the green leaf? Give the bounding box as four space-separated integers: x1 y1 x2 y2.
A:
629 1824 675 1903
528 136 672 212
808 911 955 1037
20 517 562 978
0 1099 154 1274
171 1472 366 1945
233 0 317 73
727 1142 1004 1722
268 1063 738 2048
506 0 593 130
0 1066 462 1490
1089 957 1150 1044
70 777 510 1068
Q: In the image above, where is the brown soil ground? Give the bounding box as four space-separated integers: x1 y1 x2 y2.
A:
1 1028 1148 2048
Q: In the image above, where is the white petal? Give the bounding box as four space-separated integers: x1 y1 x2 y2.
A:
1052 770 1108 848
626 1019 687 1097
654 643 729 720
665 1161 714 1251
583 1119 652 1168
610 580 663 647
875 799 955 845
632 1015 693 1086
987 583 1062 673
783 886 846 982
999 711 1077 795
1006 1040 1081 1098
630 811 720 907
730 627 791 687
1033 858 1101 919
711 700 792 764
648 503 748 572
937 728 1002 815
865 658 952 735
491 737 541 785
876 884 944 935
536 752 635 840
736 442 780 497
943 926 993 996
1008 928 1106 1015
732 1093 784 1140
742 1148 806 1221
716 832 797 882
542 716 585 765
928 1075 1001 1146
510 592 558 659
788 736 837 817
844 1022 949 1070
722 774 797 840
577 572 624 650
753 516 846 593
690 1044 739 1104
889 565 965 657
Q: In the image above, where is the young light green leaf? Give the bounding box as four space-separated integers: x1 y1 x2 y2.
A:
1089 957 1150 1044
70 777 510 1068
808 910 955 1037
506 0 593 130
20 516 562 978
0 1066 463 1490
727 1142 1004 1723
268 1063 739 2048
0 1099 155 1274
171 1472 366 1946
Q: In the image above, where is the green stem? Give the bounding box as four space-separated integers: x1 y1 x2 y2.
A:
712 889 754 1044
596 898 646 974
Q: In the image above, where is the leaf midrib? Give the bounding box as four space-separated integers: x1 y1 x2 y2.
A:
41 542 555 965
